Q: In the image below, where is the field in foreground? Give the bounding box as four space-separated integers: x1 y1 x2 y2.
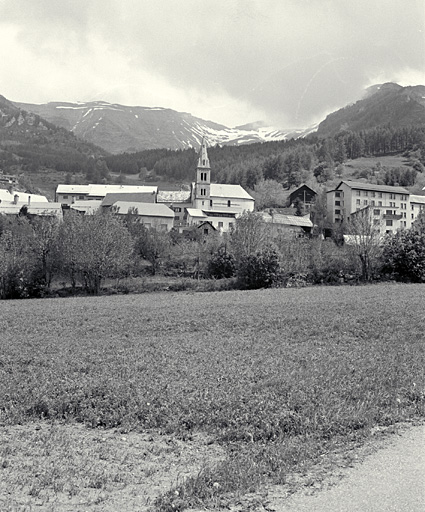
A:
1 284 425 510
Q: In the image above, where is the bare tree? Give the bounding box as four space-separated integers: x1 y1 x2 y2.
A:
345 207 383 281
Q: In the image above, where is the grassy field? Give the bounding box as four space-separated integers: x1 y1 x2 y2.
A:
1 284 425 510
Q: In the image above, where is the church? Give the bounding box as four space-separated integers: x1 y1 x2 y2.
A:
157 138 255 232
55 139 255 232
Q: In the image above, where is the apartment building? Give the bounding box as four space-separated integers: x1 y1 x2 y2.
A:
327 180 419 234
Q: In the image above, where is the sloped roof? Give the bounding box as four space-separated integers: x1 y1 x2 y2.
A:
0 189 48 204
101 192 156 207
210 184 254 200
186 208 208 218
56 184 90 194
267 214 313 228
336 180 410 194
113 201 174 217
27 202 62 216
410 194 425 204
157 189 192 203
70 200 102 213
88 184 158 197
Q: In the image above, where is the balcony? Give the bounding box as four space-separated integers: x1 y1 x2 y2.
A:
383 213 402 220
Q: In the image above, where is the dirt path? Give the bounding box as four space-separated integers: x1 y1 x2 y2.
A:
268 424 425 512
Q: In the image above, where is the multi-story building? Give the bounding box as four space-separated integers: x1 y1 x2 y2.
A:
327 180 416 233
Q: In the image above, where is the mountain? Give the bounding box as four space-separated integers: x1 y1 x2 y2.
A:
317 83 425 137
14 100 315 154
0 94 106 180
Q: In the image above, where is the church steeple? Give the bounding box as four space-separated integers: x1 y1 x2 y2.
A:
197 137 210 169
194 137 211 209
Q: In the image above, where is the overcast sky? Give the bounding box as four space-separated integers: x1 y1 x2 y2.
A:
1 0 424 128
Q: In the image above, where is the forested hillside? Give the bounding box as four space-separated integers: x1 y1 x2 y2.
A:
0 95 107 180
105 125 425 191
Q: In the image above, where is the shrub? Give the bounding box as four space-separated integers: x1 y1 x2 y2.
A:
207 248 236 279
237 246 281 289
382 230 425 282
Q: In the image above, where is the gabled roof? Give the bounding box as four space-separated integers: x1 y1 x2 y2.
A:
335 180 410 194
210 184 254 200
113 201 174 217
101 192 156 207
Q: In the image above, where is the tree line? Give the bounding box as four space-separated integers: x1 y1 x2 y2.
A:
1 209 425 300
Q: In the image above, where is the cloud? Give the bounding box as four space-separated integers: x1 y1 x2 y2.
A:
1 0 424 127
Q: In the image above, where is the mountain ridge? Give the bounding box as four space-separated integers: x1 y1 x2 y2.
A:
317 83 425 136
14 99 315 154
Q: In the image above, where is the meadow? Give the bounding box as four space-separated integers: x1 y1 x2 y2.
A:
1 284 425 510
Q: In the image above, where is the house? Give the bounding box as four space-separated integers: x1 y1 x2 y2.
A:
260 211 313 237
327 181 411 233
157 188 193 226
55 184 158 205
112 201 174 231
288 184 317 209
100 192 156 209
0 188 51 217
70 200 102 215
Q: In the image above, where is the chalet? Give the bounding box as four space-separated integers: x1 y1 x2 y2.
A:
288 184 317 209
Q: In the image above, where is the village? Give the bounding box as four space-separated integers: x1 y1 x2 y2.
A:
2 138 425 240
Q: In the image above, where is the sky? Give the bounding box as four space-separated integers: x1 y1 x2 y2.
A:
0 0 424 128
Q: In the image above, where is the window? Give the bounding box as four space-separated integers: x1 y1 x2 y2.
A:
174 207 182 212
371 200 375 206
378 201 383 206
218 222 223 229
412 213 414 219
386 219 393 226
378 192 383 198
404 212 406 218
335 191 341 197
200 188 206 196
373 219 380 225
356 199 360 205
371 192 375 197
412 204 414 210
229 222 234 230
335 209 341 214
363 200 368 205
227 200 231 207
204 228 209 235
202 159 206 166
335 200 340 206
160 224 168 231
210 200 213 207
79 195 85 200
363 191 368 197
63 195 68 199
356 190 361 196
175 215 179 220
373 209 381 216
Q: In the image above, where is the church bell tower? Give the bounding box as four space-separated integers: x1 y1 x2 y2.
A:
194 137 211 210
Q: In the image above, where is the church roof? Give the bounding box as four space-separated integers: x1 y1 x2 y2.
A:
210 183 254 200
